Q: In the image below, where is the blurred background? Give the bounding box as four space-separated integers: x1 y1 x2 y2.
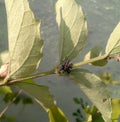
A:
0 0 120 122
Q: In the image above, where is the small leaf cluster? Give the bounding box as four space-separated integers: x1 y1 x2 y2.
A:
3 92 33 105
73 97 104 122
73 97 88 122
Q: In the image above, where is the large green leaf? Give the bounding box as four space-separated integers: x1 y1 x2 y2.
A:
5 0 43 78
68 69 112 122
16 81 68 122
105 22 120 55
56 0 88 63
84 46 108 66
49 106 68 122
0 86 12 94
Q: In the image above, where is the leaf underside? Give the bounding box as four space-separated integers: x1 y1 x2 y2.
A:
16 81 68 122
5 0 43 78
68 68 112 122
56 0 88 63
105 22 120 55
0 86 12 94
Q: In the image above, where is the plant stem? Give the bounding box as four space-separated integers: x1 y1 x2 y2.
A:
0 90 22 118
11 69 55 83
73 54 108 68
0 55 108 86
0 69 55 86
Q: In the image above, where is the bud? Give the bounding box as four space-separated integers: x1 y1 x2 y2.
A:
0 63 9 78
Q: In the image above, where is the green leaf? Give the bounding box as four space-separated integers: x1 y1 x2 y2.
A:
5 0 43 78
68 68 112 122
0 86 12 94
111 99 120 121
92 113 105 122
49 106 68 122
105 22 120 55
16 81 68 122
0 114 16 122
73 97 81 104
84 46 108 66
56 0 88 62
22 97 33 105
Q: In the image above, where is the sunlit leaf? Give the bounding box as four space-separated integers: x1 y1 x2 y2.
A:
99 72 112 85
0 114 16 122
5 0 43 78
105 22 120 55
92 113 104 122
49 106 68 122
84 46 108 66
16 81 68 122
111 99 120 121
68 68 112 122
0 86 12 94
3 92 21 104
56 0 88 62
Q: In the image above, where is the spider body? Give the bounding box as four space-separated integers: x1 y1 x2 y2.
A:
59 60 73 74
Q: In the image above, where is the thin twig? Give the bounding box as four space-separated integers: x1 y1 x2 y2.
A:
11 69 55 83
0 69 55 87
0 90 23 118
0 81 8 87
108 55 120 61
73 54 108 67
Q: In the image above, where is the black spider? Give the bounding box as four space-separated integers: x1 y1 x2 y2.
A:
59 60 73 74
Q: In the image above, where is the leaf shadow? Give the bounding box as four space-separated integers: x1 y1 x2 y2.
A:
59 8 74 63
69 68 92 88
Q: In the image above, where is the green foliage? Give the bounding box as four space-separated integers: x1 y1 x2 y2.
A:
112 99 120 122
73 73 120 122
5 0 43 78
0 86 12 94
106 22 120 55
17 80 68 122
56 0 87 62
68 68 111 122
100 72 120 122
84 46 108 66
1 0 120 121
73 97 88 121
22 97 33 105
49 106 68 122
3 92 33 105
99 72 113 84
